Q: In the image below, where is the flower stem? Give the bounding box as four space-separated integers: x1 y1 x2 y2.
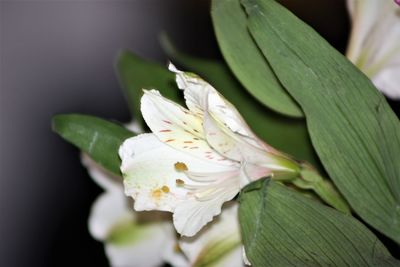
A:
292 167 351 214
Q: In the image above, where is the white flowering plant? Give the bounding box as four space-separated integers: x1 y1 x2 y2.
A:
53 0 400 266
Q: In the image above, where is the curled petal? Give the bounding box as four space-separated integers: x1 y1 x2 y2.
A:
141 89 233 166
169 63 271 151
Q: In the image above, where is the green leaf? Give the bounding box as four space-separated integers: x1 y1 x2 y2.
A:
52 114 134 175
116 50 183 128
239 179 399 266
211 0 302 118
160 35 319 167
242 0 400 243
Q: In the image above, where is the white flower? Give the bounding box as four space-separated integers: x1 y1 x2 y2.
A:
119 64 299 237
82 155 187 267
179 202 249 267
346 0 400 99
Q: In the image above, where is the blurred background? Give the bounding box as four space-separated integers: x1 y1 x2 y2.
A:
1 0 395 266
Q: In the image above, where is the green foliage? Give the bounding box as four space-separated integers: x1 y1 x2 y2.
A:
241 0 400 243
211 0 302 117
52 114 134 175
239 179 399 266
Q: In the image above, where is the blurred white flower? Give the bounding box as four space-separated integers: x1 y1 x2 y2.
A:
179 202 249 267
82 155 187 267
119 64 299 237
346 0 400 99
83 155 250 267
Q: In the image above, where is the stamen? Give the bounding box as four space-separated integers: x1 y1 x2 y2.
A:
176 179 185 186
161 185 170 193
174 162 188 171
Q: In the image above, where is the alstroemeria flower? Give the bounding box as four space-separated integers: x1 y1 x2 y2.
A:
346 0 400 99
179 202 249 267
82 155 188 267
119 64 299 237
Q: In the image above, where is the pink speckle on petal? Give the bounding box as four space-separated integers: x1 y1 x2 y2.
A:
395 0 400 5
159 129 172 132
162 120 172 124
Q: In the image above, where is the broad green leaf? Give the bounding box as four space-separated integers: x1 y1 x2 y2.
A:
160 35 319 167
242 0 400 243
52 114 134 175
211 0 303 118
240 179 399 266
116 51 183 128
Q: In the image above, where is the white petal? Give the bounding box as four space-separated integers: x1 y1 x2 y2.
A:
83 154 133 240
372 64 400 99
173 179 239 237
85 167 180 267
346 0 382 63
168 65 285 169
204 112 296 175
105 219 175 267
242 247 252 266
81 154 122 192
346 0 400 98
169 63 211 116
88 190 134 241
125 120 144 134
203 111 274 164
141 89 233 166
162 242 190 267
119 133 240 236
169 64 267 150
179 202 248 266
346 0 400 63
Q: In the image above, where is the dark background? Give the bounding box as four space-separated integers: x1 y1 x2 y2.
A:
1 1 394 266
